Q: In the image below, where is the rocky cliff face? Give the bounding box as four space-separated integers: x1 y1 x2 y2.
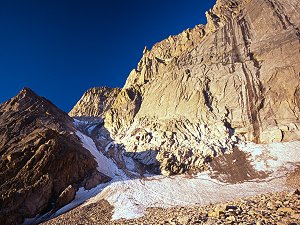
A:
71 0 300 175
69 87 120 118
0 88 108 225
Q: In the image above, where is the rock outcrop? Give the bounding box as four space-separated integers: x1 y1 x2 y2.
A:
0 88 108 225
69 87 120 118
71 0 300 175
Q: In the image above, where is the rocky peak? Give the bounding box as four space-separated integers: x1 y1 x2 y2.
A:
205 0 252 32
5 87 44 108
124 24 206 90
124 0 254 90
102 0 300 175
1 87 73 134
68 0 300 177
69 86 120 118
0 88 109 224
13 87 50 104
19 86 36 97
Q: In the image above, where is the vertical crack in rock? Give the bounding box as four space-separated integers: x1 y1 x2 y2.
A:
203 78 214 112
241 63 261 143
238 16 264 143
266 0 300 44
266 0 289 29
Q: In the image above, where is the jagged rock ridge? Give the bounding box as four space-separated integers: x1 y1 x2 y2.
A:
69 87 120 118
71 0 300 175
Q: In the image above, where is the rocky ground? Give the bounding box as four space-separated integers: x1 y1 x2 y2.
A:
42 200 113 225
113 190 300 225
43 189 300 225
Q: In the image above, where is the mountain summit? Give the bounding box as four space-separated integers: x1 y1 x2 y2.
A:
71 0 300 175
0 88 110 225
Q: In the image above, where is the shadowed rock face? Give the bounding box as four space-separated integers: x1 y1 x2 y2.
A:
71 0 300 175
0 88 100 225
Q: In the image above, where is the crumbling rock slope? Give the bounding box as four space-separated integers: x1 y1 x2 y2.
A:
0 88 106 225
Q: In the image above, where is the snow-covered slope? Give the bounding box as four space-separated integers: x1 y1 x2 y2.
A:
62 135 300 221
88 172 288 220
76 131 126 178
25 118 297 224
240 141 300 174
50 131 128 218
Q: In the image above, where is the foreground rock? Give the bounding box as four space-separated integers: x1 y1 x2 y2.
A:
71 0 300 175
0 88 108 225
114 190 300 225
42 190 300 225
42 200 113 225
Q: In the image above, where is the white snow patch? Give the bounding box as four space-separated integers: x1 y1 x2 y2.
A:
45 131 130 221
122 154 137 171
104 141 114 152
87 124 97 134
85 171 288 220
239 141 300 174
76 131 126 178
73 118 89 127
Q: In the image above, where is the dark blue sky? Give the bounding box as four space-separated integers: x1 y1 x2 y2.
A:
0 0 216 112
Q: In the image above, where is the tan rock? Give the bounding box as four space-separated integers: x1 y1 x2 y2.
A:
71 0 300 175
177 216 190 224
277 207 294 213
226 215 236 222
69 87 120 118
208 210 224 218
102 0 300 175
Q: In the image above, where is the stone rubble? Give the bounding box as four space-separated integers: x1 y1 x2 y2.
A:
42 190 300 225
113 190 300 225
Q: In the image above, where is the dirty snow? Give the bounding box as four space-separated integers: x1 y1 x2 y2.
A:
239 141 300 174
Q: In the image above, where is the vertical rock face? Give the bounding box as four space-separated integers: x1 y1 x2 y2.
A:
0 88 103 225
69 87 120 118
73 0 300 175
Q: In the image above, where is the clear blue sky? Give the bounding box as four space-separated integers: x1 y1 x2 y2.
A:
0 0 216 112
